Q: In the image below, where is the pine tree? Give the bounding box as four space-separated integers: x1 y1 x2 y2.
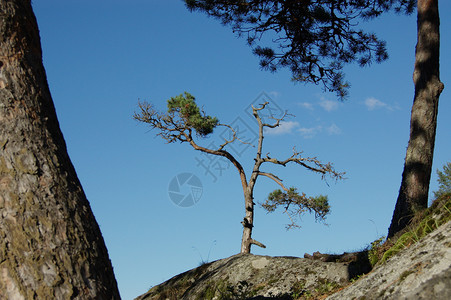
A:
0 1 120 298
185 0 414 98
388 0 444 237
135 92 343 253
434 162 451 199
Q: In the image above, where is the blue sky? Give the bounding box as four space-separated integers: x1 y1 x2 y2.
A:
32 1 450 299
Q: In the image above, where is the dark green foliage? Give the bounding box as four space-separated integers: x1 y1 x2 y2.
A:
167 92 219 137
185 0 414 99
261 187 330 229
134 92 219 142
434 162 451 199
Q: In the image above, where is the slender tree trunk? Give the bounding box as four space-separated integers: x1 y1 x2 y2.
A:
240 190 254 254
240 176 266 254
0 1 120 299
388 0 444 238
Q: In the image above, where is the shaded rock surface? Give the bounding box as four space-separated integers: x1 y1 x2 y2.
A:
135 254 362 300
327 220 451 300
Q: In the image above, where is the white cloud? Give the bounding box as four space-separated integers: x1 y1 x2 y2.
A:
297 126 322 138
268 91 280 98
326 123 342 135
297 96 340 112
265 121 299 135
365 97 390 111
296 123 341 138
298 102 314 110
319 97 339 112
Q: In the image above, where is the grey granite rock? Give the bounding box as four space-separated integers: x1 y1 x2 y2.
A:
327 221 451 300
136 254 355 299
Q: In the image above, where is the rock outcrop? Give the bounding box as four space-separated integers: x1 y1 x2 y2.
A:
135 253 367 299
326 220 451 300
136 221 451 300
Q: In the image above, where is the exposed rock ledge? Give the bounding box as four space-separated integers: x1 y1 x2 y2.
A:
326 220 451 300
135 251 369 299
136 221 450 299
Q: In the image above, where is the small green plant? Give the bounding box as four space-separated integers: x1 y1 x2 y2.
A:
197 279 262 300
291 279 341 299
350 274 363 283
368 236 385 267
364 170 451 268
314 280 340 295
197 283 216 300
193 240 217 266
380 194 451 264
434 162 451 199
291 280 307 299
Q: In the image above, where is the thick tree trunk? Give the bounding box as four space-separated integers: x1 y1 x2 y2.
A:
0 1 120 299
388 0 444 238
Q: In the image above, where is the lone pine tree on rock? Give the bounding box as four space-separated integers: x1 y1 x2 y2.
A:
135 92 343 254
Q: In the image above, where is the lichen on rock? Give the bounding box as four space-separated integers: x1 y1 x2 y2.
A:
135 254 355 300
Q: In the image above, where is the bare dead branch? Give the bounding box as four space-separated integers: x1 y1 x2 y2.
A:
250 239 266 249
251 101 291 129
262 147 345 180
258 172 288 192
261 111 291 129
217 123 254 151
284 210 301 230
252 101 269 112
134 101 192 144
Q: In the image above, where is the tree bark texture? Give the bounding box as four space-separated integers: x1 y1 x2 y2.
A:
388 0 444 238
0 1 120 299
240 191 254 254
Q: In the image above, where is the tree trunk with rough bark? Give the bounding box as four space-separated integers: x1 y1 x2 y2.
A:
388 0 444 238
240 190 255 254
240 187 266 254
0 1 120 299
